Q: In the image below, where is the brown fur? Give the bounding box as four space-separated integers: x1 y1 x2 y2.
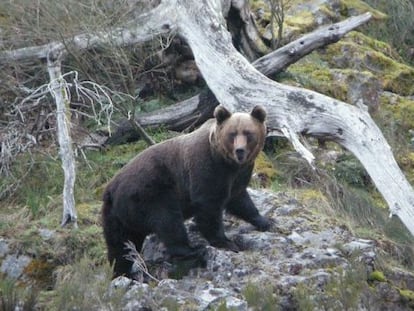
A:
102 105 270 279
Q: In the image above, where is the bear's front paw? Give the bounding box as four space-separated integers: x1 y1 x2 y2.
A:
210 238 240 252
252 216 272 231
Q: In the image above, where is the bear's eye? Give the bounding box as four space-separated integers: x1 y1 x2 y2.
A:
228 132 237 141
243 130 256 142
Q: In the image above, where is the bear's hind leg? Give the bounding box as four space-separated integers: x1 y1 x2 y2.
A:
151 202 207 277
144 192 204 261
103 214 146 279
152 207 198 259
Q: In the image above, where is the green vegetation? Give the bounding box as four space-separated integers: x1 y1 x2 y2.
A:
363 0 414 65
242 281 279 310
399 288 414 306
252 152 279 188
327 41 413 95
43 257 125 311
368 270 386 282
285 32 414 99
294 264 366 310
339 0 386 20
0 278 37 311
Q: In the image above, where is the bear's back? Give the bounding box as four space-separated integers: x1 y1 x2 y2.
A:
105 119 214 197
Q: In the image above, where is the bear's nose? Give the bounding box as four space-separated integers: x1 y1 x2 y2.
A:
235 148 245 161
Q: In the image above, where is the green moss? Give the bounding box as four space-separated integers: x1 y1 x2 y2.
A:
399 289 414 301
253 152 278 187
323 32 414 96
294 188 337 224
318 4 339 20
339 0 387 19
346 32 401 60
62 225 106 263
287 55 348 101
368 53 414 95
285 11 315 32
375 94 414 184
368 270 387 282
382 95 414 130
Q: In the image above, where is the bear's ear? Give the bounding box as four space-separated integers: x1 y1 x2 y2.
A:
251 105 266 123
214 105 232 124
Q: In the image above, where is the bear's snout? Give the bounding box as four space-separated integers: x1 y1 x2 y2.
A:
235 148 246 162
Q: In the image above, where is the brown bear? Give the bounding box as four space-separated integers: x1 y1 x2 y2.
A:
102 105 271 279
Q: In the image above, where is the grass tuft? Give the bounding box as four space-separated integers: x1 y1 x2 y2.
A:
242 281 279 311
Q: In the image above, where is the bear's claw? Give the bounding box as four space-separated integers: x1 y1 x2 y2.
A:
252 216 272 231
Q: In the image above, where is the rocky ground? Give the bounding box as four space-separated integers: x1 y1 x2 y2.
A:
1 187 414 310
102 189 414 310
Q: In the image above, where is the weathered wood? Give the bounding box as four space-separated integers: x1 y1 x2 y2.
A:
109 12 372 142
102 1 414 236
106 89 218 145
172 0 414 236
47 52 78 228
254 13 373 76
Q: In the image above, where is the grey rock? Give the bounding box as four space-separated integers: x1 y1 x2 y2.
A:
38 228 56 240
205 295 247 311
0 238 9 258
288 231 306 245
110 276 135 289
1 254 31 279
343 239 375 253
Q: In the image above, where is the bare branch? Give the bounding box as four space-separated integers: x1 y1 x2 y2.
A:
124 241 159 283
0 1 177 63
254 12 373 76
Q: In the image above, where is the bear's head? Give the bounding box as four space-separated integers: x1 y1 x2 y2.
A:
210 105 267 165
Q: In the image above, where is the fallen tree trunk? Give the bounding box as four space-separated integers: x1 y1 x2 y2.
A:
108 11 373 142
149 0 414 236
105 89 218 145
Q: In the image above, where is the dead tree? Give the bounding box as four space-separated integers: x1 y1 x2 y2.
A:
109 12 375 141
1 0 413 236
47 51 78 227
166 0 414 236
